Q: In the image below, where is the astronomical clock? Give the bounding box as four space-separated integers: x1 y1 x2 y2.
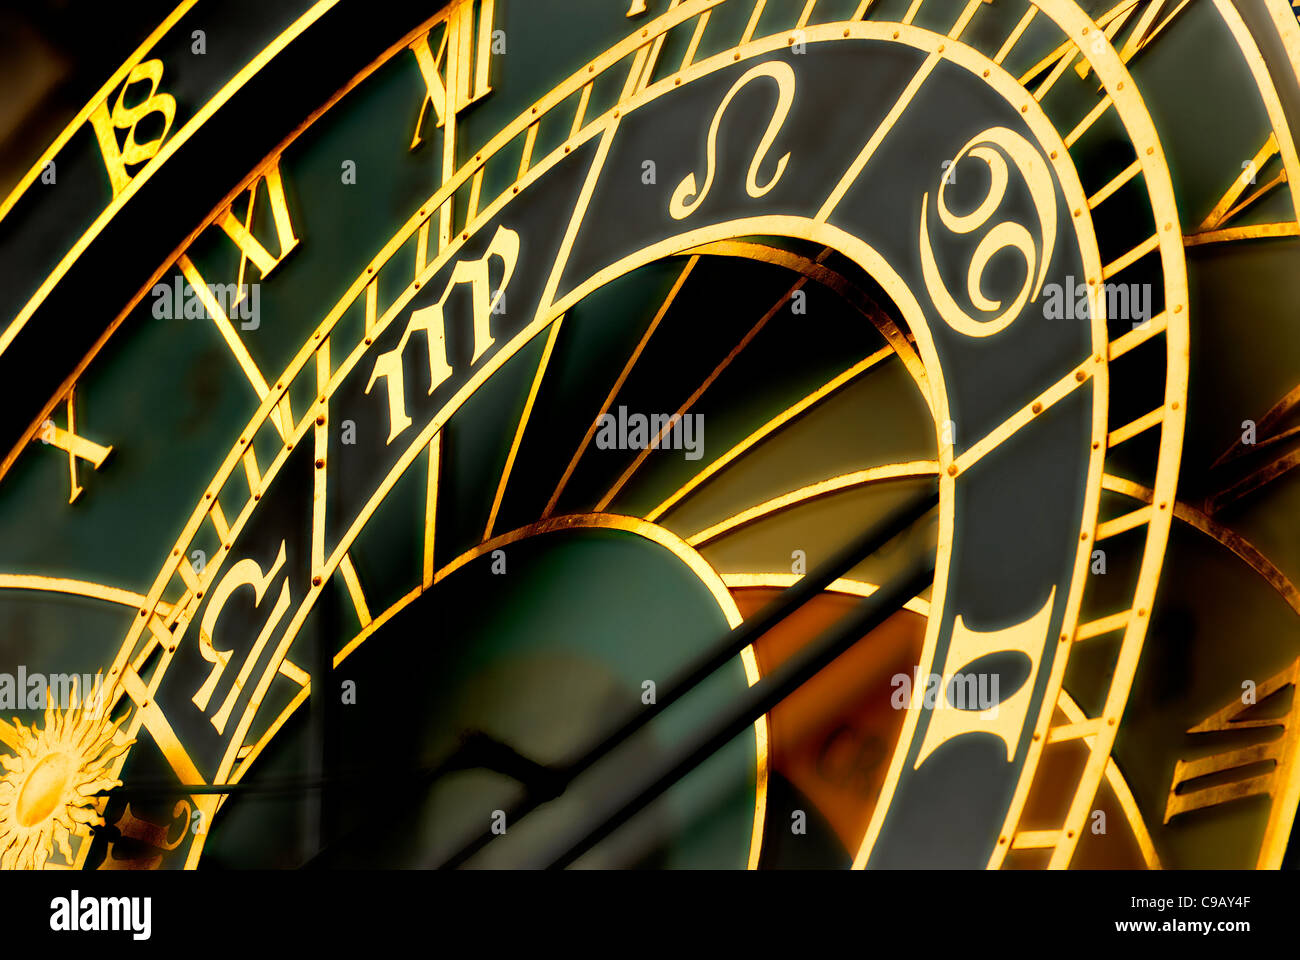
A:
0 0 1298 874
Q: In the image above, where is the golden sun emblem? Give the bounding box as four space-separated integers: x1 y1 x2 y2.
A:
0 685 131 870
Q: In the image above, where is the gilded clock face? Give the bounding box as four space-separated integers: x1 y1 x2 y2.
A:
0 0 1298 873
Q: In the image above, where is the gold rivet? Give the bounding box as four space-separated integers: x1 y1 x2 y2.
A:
1081 532 1088 541
312 576 322 587
1075 370 1086 382
365 337 373 345
315 459 325 469
1147 147 1154 155
947 464 958 476
316 415 325 426
734 52 741 60
139 609 147 617
1060 633 1069 643
1073 209 1081 218
1032 402 1043 414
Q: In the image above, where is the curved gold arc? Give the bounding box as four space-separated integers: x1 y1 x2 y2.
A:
1102 473 1300 617
686 462 940 547
702 465 1299 624
441 514 774 870
1263 0 1300 89
721 572 931 616
1214 0 1300 221
434 513 745 619
648 341 897 523
1056 688 1161 870
722 572 1159 869
0 573 171 615
0 0 199 225
676 240 931 404
296 511 767 871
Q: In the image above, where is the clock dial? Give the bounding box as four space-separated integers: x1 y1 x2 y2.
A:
0 0 1296 872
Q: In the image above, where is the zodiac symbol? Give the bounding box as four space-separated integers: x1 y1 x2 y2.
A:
669 60 795 220
919 126 1057 337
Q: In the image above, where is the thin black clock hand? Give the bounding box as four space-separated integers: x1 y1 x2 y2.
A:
543 548 936 869
433 483 938 868
288 486 936 868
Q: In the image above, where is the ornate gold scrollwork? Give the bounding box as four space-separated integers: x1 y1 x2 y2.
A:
919 126 1057 338
669 60 795 220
